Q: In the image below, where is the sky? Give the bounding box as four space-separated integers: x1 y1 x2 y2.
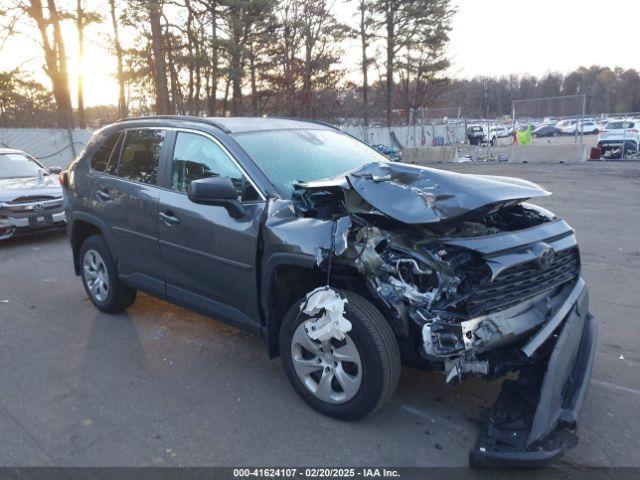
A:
446 0 639 78
1 0 638 107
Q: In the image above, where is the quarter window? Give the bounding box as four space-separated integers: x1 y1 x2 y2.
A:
170 131 259 201
117 129 165 185
90 132 120 172
105 134 123 176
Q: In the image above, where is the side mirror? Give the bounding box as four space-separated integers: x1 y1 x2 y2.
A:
49 166 62 174
187 176 246 218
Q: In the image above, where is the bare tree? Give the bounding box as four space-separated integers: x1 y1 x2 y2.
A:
76 0 85 127
75 0 101 126
18 0 74 127
108 0 127 118
147 0 170 114
351 0 375 125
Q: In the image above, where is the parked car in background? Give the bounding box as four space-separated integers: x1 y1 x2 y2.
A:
0 148 65 240
491 125 510 138
556 119 599 135
516 123 536 132
371 144 402 162
532 124 563 138
597 119 640 158
466 124 497 146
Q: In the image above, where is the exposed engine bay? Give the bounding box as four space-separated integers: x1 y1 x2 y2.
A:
285 161 595 466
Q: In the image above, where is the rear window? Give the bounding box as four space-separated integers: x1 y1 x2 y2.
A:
117 129 165 185
606 121 634 130
90 133 120 172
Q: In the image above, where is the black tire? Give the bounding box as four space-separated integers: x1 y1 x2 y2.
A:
79 235 137 313
279 290 401 420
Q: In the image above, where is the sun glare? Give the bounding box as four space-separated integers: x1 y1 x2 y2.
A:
63 23 120 107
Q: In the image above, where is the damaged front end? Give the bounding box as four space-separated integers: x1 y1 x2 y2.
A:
290 162 596 467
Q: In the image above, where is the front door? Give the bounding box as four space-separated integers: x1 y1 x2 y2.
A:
157 130 265 329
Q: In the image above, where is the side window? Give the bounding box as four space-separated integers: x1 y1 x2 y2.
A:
170 132 260 201
118 129 165 185
90 132 120 172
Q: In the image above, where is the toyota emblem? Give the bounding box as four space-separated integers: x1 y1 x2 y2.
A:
537 247 555 270
33 202 44 212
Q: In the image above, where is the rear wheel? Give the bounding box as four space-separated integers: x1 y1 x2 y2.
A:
80 235 136 313
279 291 401 420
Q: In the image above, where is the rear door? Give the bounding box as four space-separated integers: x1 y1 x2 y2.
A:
91 128 167 297
157 130 266 329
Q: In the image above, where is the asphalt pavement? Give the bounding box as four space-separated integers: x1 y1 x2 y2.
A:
0 161 639 468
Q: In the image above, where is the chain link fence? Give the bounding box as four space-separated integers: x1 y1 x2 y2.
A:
0 129 92 167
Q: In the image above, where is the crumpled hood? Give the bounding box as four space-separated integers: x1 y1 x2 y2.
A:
296 162 550 224
0 175 62 203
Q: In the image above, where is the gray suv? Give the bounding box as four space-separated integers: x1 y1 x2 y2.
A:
63 117 596 467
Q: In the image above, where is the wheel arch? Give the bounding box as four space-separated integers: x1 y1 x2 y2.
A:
261 253 371 358
70 213 113 275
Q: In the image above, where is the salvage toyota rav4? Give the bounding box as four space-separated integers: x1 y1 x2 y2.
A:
63 117 596 467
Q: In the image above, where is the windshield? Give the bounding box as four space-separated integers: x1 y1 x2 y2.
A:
0 153 47 179
606 121 634 130
233 129 387 195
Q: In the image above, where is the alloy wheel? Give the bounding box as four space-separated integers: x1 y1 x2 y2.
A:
83 249 109 303
290 321 363 404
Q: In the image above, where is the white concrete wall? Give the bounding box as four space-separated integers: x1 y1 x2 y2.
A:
342 124 466 148
402 146 459 164
1 127 587 169
0 129 93 168
508 144 587 164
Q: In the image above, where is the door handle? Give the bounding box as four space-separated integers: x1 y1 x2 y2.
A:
158 211 181 226
96 189 112 201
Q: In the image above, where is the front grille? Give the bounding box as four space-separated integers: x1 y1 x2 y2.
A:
465 247 580 316
8 196 57 204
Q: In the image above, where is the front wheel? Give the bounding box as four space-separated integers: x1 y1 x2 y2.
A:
279 291 401 420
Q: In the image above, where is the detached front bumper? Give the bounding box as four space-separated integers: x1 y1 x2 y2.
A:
470 278 596 467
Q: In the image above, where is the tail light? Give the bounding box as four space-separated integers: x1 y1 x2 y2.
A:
59 170 68 188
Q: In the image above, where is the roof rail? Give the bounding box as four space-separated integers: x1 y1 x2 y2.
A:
270 116 340 131
115 115 231 133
